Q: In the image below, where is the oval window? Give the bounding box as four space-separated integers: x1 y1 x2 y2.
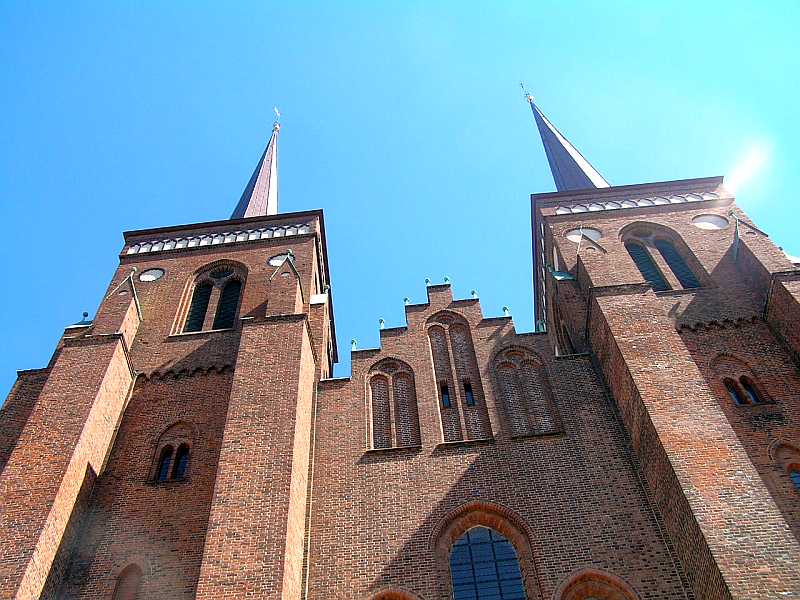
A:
268 253 290 266
692 214 729 230
139 268 165 282
565 227 602 243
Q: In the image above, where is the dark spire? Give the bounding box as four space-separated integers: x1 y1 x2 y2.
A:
525 93 609 192
231 119 279 219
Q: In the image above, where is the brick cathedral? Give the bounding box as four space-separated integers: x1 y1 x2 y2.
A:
1 95 799 600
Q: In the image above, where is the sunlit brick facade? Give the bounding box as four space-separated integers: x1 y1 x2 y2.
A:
1 106 800 600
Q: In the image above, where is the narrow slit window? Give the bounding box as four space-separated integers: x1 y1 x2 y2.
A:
739 377 762 405
184 281 213 332
172 444 190 480
464 381 475 406
441 383 451 408
654 239 700 289
625 241 670 292
724 378 747 405
156 446 173 482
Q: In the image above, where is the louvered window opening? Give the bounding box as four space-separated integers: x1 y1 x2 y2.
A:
184 281 213 332
450 526 526 600
625 242 670 292
654 239 700 289
213 279 242 329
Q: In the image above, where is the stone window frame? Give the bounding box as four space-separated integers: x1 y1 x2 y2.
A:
365 357 422 451
619 221 707 292
172 259 248 335
490 345 563 439
430 501 543 600
552 567 641 600
149 421 197 484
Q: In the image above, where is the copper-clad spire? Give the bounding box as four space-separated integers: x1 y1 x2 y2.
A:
525 92 609 192
231 114 280 219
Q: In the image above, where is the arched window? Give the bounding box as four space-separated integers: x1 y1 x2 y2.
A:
368 359 421 449
156 445 173 482
493 347 560 437
184 281 213 332
450 526 526 600
212 279 242 329
739 376 762 405
624 241 670 292
172 444 190 480
654 239 700 289
427 312 492 442
712 356 770 407
723 378 746 405
181 262 246 333
152 422 194 483
112 564 143 600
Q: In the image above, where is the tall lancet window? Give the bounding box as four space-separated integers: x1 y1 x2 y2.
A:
213 279 242 329
625 241 670 292
654 239 700 289
427 312 492 442
184 281 213 332
623 225 703 292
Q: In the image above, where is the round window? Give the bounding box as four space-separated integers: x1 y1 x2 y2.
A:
139 268 165 282
565 227 602 243
692 214 729 230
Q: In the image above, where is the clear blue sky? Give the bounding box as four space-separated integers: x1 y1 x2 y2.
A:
1 1 798 398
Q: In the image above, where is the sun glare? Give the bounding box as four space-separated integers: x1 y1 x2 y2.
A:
724 142 771 194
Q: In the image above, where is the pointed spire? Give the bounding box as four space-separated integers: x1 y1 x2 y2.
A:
231 112 280 219
524 90 609 192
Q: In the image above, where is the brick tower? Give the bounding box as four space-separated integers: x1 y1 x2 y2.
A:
527 93 800 598
0 118 336 599
1 97 799 600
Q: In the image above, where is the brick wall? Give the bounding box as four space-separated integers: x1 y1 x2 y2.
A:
309 287 689 600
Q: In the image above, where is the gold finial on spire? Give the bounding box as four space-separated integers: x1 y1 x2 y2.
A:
520 82 533 104
273 106 281 131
